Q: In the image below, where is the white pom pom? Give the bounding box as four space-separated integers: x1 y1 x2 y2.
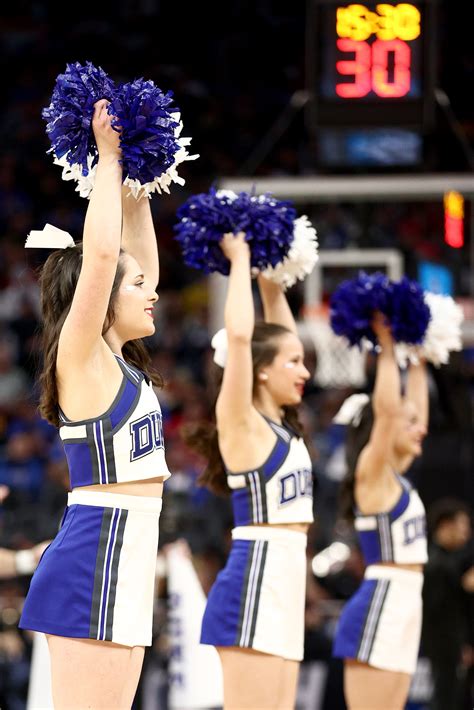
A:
394 341 419 368
53 153 96 199
260 215 319 290
395 292 464 368
421 293 464 366
211 328 228 368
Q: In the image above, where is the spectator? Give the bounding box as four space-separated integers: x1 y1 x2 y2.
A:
0 338 29 410
422 498 473 710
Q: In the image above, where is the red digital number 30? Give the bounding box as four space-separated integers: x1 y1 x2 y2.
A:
336 38 411 98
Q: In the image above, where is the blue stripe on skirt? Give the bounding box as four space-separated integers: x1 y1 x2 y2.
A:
332 578 378 661
200 539 253 648
19 504 110 638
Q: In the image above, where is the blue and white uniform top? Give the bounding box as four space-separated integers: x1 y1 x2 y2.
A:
226 416 314 526
354 475 427 565
59 354 171 488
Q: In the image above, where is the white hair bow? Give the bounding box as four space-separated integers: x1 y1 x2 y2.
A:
211 328 228 368
333 393 370 426
25 224 75 249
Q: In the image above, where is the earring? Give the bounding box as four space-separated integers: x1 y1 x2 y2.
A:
259 372 268 381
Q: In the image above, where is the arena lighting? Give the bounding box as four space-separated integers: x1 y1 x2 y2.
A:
444 190 464 248
311 541 351 577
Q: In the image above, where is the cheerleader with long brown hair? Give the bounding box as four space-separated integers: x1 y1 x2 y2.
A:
20 101 171 709
187 231 313 709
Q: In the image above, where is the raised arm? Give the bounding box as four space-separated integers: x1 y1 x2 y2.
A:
0 548 17 578
257 274 297 334
357 313 402 479
121 186 159 287
58 100 122 366
215 233 254 427
405 361 429 431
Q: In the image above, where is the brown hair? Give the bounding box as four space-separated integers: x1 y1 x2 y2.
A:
38 242 162 427
339 399 374 521
185 322 305 496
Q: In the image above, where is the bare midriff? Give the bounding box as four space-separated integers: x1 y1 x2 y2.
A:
78 478 165 498
252 522 310 533
374 561 423 572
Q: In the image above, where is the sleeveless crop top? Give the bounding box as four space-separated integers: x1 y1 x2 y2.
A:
354 475 427 565
59 355 171 489
226 416 314 526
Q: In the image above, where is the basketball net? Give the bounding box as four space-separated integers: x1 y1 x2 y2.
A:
300 304 367 389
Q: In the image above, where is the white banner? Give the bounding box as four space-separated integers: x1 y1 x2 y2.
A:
27 632 53 710
167 542 224 709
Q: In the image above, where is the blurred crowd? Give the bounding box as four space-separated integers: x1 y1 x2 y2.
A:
1 2 473 708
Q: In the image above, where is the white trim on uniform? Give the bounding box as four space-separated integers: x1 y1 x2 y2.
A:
248 471 263 523
116 355 141 384
97 510 118 640
358 579 389 663
239 540 265 647
354 516 377 531
59 424 88 440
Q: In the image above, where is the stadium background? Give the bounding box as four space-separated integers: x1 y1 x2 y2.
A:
0 2 472 708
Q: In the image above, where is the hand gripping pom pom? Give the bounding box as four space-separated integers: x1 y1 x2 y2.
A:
261 215 319 290
42 62 115 178
329 272 392 347
173 188 296 275
43 65 198 199
395 292 464 368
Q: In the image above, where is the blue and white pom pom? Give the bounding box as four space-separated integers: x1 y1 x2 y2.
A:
330 272 431 349
42 62 115 185
329 272 392 347
260 215 319 290
395 293 464 367
43 65 197 199
174 188 296 275
110 78 198 198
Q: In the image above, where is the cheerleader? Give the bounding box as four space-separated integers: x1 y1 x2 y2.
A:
333 313 428 710
19 101 170 709
187 231 313 709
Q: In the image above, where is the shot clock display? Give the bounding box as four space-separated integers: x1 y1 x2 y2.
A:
320 2 423 103
333 3 421 99
323 3 422 99
309 0 436 167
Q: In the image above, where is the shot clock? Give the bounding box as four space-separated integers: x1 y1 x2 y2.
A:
332 3 421 99
308 0 437 167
